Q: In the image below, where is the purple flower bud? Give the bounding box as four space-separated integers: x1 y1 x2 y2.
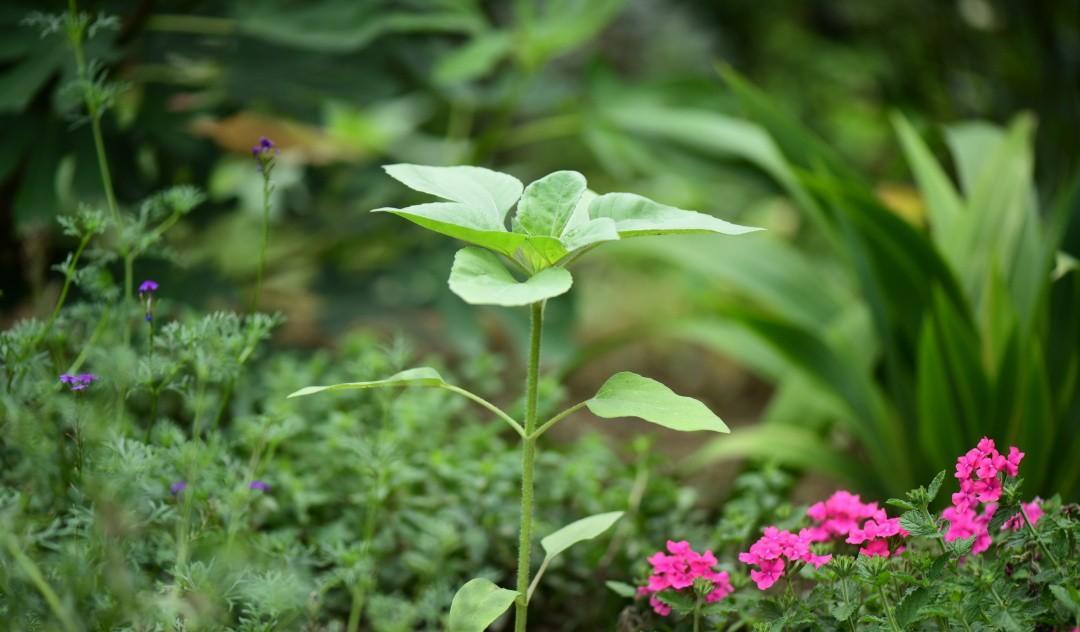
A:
170 480 187 495
248 480 270 492
138 280 159 295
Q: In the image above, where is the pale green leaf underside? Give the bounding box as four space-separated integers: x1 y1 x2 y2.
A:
447 578 519 632
383 164 523 222
541 511 624 559
589 192 761 237
287 367 444 398
515 170 587 237
587 371 729 433
374 203 526 256
448 247 572 306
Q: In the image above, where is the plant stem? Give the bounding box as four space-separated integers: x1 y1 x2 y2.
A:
514 302 543 632
67 0 119 225
1021 505 1065 575
3 535 78 632
36 234 92 346
692 596 702 632
251 172 272 312
877 585 903 632
530 400 586 440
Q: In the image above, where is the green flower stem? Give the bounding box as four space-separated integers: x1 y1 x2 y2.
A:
3 535 77 632
514 302 543 632
529 400 586 440
67 0 119 225
1021 505 1065 575
36 233 92 346
251 172 272 312
877 585 903 632
692 595 703 632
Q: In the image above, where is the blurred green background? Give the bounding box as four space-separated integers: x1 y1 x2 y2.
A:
3 0 1080 498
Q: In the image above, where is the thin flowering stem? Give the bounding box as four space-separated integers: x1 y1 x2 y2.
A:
876 585 903 632
251 136 276 312
35 232 93 348
1021 505 1064 575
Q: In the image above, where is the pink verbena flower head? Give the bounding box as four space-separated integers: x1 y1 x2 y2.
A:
740 527 831 590
942 438 1026 556
1001 498 1043 532
845 515 908 557
640 540 733 616
805 490 884 542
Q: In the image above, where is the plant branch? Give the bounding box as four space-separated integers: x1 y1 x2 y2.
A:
530 400 587 440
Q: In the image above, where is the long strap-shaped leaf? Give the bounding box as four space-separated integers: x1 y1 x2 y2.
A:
288 367 524 436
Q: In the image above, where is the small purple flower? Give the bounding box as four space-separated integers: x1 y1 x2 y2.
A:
251 136 278 172
60 373 98 392
139 279 158 322
170 480 187 495
248 480 270 492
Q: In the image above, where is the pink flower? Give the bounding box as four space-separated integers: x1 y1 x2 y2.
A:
740 527 831 591
942 438 1026 556
804 490 884 542
639 540 734 616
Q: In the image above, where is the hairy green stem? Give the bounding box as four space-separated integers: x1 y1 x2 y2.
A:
1021 504 1065 575
877 585 902 632
4 535 78 632
514 302 543 632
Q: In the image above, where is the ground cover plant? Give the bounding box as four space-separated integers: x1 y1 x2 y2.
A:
613 438 1080 631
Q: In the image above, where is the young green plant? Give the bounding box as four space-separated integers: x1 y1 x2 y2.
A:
288 165 760 630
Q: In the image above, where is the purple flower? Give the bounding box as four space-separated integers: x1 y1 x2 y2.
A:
248 480 270 492
60 373 98 392
170 480 187 495
139 279 159 322
251 136 278 172
138 280 158 295
251 136 275 157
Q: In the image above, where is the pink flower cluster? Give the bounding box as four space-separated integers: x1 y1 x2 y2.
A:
804 490 907 558
638 540 733 616
942 438 1028 555
738 527 832 590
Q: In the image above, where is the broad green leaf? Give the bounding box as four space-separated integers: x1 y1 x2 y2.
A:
518 236 569 271
586 372 728 433
892 113 965 245
588 192 760 238
433 31 513 85
447 578 518 632
541 511 623 560
373 203 526 255
561 217 619 253
514 170 587 237
288 367 445 398
448 247 572 306
382 164 523 222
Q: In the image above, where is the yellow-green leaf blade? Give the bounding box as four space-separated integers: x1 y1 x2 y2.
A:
448 247 572 306
287 367 444 398
447 578 519 632
586 371 729 433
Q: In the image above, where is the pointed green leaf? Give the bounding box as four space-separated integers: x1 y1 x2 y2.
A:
448 247 572 306
561 217 619 253
433 31 513 85
514 170 587 237
518 236 569 271
541 511 623 560
373 202 527 255
382 164 523 222
287 367 444 398
589 192 761 237
447 578 519 632
586 372 729 432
